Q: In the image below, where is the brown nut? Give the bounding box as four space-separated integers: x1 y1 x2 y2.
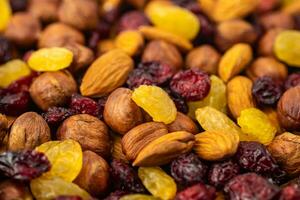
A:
8 112 51 151
104 88 143 134
167 112 199 134
258 28 283 57
263 108 283 135
122 122 168 161
260 12 294 30
38 23 85 48
4 12 41 47
185 45 220 74
29 70 77 111
277 86 300 131
58 0 99 30
112 133 128 163
257 0 279 13
28 0 61 22
0 114 8 143
142 40 183 71
0 180 33 200
57 114 111 158
267 132 300 176
74 151 110 196
215 19 258 52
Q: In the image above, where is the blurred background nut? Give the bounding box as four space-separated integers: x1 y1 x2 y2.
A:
4 12 41 47
0 180 33 200
115 30 144 56
28 0 61 22
117 11 150 32
8 112 51 151
57 114 111 158
260 12 295 30
257 0 280 13
246 57 288 81
58 0 99 30
215 19 258 52
167 112 199 134
29 70 77 111
104 88 143 135
74 151 110 197
258 28 283 57
125 0 147 9
142 40 183 72
185 45 220 74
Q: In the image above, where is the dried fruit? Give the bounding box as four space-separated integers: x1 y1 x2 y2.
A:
0 91 30 116
0 0 12 31
167 112 198 134
284 73 300 90
43 107 74 127
55 196 82 200
105 191 129 200
121 194 159 200
4 72 38 94
118 11 150 32
138 167 177 200
70 94 99 117
115 30 144 56
0 36 14 64
132 85 177 124
165 89 188 114
278 185 300 200
175 183 216 200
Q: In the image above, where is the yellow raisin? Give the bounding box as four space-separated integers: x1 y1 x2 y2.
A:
0 0 11 31
132 85 177 124
120 194 160 200
115 30 144 56
28 47 73 72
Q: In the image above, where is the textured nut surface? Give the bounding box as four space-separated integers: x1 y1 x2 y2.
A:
28 0 61 22
0 114 8 143
57 114 111 158
8 112 51 151
112 133 128 163
167 112 199 134
260 12 294 30
104 88 143 134
133 131 195 166
122 122 168 161
258 28 283 57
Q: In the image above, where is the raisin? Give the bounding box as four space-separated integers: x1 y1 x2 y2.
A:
55 196 82 200
284 73 300 90
9 0 28 12
42 107 75 127
279 185 300 200
171 153 208 187
0 36 14 64
110 159 146 193
224 173 279 200
88 20 111 50
97 96 108 120
118 11 150 33
170 69 211 101
104 191 129 200
165 88 188 114
70 94 100 117
175 183 216 200
0 91 30 116
194 14 215 44
4 72 38 94
0 150 50 181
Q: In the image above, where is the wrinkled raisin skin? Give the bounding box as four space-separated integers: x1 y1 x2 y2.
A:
55 196 82 200
0 36 14 64
104 190 129 200
175 183 216 200
279 185 300 200
70 94 100 117
43 107 75 127
0 91 30 116
165 88 188 114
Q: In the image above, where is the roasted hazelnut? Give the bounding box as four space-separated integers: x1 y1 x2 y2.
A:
4 12 41 47
57 114 111 158
185 45 220 74
28 0 61 22
142 40 183 71
0 180 32 200
38 23 85 48
258 28 283 57
74 150 110 196
215 19 258 52
246 57 288 81
0 114 8 143
277 86 300 131
104 88 143 135
58 0 99 30
29 70 77 111
260 12 294 30
167 112 199 134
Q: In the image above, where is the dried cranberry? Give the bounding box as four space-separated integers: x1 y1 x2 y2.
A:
88 20 110 50
252 76 283 106
70 94 100 117
208 160 240 189
9 0 28 12
118 11 150 33
43 107 74 126
97 96 108 120
104 191 129 200
284 73 300 90
110 159 145 193
0 91 30 116
55 196 82 200
165 88 188 114
224 173 279 200
175 183 216 200
279 185 300 200
194 14 215 44
0 36 14 64
0 150 50 181
170 69 211 101
171 153 208 187
4 72 38 94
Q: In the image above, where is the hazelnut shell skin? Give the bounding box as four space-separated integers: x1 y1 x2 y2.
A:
0 180 32 200
28 0 61 22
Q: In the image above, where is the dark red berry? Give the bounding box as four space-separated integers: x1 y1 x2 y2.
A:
55 196 82 200
170 69 211 101
4 72 38 94
0 150 50 181
0 36 14 64
70 94 100 117
104 191 129 200
224 173 279 200
208 160 240 189
284 73 300 90
0 91 30 116
42 107 75 126
97 96 108 120
118 11 150 33
165 88 188 114
279 185 300 200
110 159 146 193
9 0 28 12
195 14 215 44
171 153 208 187
175 183 216 200
252 76 283 106
88 20 110 50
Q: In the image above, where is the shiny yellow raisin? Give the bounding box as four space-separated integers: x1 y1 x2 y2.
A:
138 167 177 200
0 0 11 31
115 30 144 56
35 140 83 182
28 47 73 72
237 108 277 145
120 194 160 200
0 59 31 88
132 85 177 124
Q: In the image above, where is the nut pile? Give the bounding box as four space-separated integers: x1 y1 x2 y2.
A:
1 0 300 199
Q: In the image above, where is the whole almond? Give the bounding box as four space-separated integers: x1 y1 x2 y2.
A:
80 49 134 97
167 112 199 134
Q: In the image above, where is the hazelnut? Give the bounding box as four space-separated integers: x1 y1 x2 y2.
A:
38 23 85 48
260 12 294 30
0 114 8 143
142 40 183 71
258 28 283 57
28 0 61 22
277 86 300 131
246 57 288 81
104 88 143 135
8 112 51 151
57 114 111 158
4 12 41 47
215 19 258 52
0 180 32 200
29 70 77 111
74 150 110 196
185 45 220 74
167 112 199 134
58 0 99 30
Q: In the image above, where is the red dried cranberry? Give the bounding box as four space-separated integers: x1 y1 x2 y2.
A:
0 36 14 64
252 76 283 106
104 191 129 200
55 196 82 200
42 107 74 126
70 94 100 117
0 91 30 116
110 159 145 193
175 183 216 200
170 69 211 101
4 72 38 94
279 185 300 200
118 11 150 33
194 14 215 44
208 160 240 189
97 96 108 120
284 73 300 90
9 0 28 12
224 173 279 200
165 88 188 114
0 150 50 181
171 153 208 187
